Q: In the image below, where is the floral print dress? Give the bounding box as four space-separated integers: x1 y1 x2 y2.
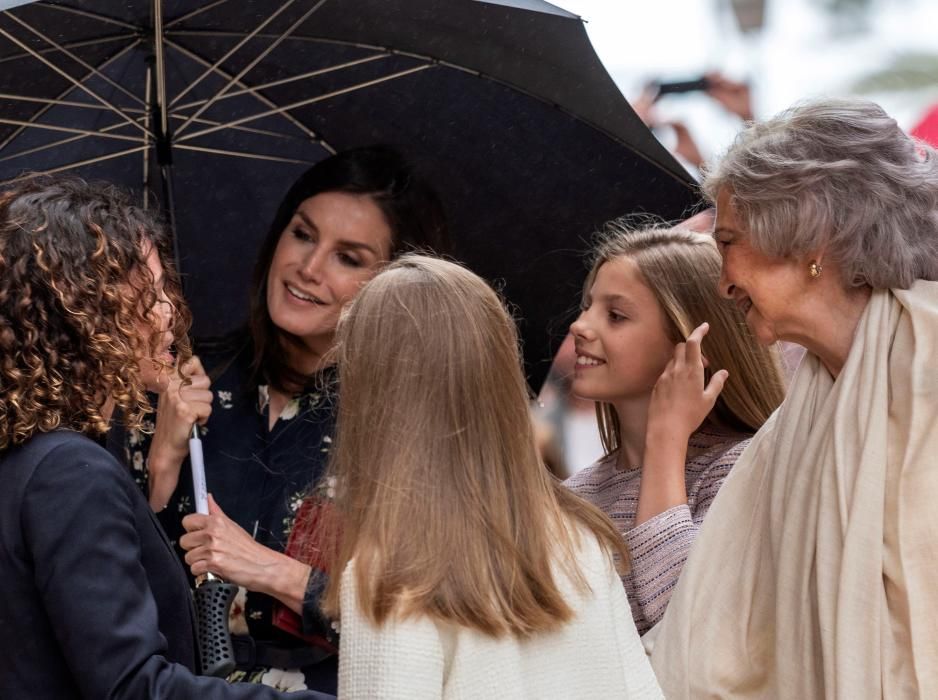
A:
119 340 338 694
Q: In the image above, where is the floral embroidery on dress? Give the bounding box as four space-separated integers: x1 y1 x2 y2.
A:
217 390 234 409
279 397 301 422
260 668 308 691
227 669 269 684
132 451 144 473
282 489 311 539
228 586 250 636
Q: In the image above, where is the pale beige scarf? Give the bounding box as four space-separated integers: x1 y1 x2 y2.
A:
647 282 938 699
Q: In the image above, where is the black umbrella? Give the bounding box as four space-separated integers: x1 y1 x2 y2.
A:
0 0 699 392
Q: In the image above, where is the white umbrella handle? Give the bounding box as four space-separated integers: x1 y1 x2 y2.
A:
189 424 209 516
189 425 217 584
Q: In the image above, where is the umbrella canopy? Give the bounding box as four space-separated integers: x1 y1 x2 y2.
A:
0 0 699 391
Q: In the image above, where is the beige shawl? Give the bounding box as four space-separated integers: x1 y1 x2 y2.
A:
647 282 938 699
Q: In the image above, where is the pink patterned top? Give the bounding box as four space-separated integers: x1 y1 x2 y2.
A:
564 425 750 634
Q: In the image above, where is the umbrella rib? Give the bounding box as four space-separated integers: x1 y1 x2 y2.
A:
164 0 234 29
143 60 152 210
165 30 453 62
4 13 146 110
174 144 317 164
153 0 170 139
0 146 148 186
169 0 299 109
0 41 140 152
0 112 189 166
0 27 146 140
168 112 309 142
0 118 144 143
175 64 432 144
0 102 303 153
0 131 115 165
173 0 330 137
0 34 135 66
164 38 329 149
0 93 128 111
0 131 87 164
26 4 139 31
171 53 390 112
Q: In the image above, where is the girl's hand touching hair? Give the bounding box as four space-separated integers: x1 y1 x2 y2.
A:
647 322 728 441
146 356 213 511
635 323 728 526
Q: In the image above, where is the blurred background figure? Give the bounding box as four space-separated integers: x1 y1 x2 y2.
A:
630 72 754 174
559 0 938 169
534 334 605 479
910 103 938 147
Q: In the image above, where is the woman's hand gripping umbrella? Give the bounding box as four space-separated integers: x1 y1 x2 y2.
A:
187 426 239 678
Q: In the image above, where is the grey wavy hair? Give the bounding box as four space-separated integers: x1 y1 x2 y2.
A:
702 97 938 289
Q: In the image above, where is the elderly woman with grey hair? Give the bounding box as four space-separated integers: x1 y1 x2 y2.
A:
646 98 938 699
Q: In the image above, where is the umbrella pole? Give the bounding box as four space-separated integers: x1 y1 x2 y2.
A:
148 0 183 279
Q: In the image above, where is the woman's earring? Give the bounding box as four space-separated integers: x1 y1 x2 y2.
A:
809 261 823 278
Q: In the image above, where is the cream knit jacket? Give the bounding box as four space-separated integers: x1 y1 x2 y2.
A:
337 528 663 699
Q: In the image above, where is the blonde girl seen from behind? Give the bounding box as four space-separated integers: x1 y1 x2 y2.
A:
565 224 786 634
320 254 663 699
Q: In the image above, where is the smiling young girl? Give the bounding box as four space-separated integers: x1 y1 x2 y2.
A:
564 223 785 634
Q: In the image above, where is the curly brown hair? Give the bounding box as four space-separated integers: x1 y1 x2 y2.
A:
0 176 192 449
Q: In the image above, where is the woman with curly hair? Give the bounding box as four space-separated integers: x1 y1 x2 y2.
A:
0 176 330 699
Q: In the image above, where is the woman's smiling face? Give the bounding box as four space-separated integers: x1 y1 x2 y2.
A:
714 188 810 346
265 191 392 359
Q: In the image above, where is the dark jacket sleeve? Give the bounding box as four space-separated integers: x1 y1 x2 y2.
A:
22 441 332 700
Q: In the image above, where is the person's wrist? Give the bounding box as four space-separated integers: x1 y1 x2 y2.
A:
147 443 185 477
645 416 687 444
263 554 312 612
644 424 690 464
146 460 181 510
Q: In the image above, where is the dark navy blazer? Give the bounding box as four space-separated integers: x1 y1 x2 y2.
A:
0 430 332 699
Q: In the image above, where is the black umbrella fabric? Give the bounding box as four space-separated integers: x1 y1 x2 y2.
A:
0 0 699 391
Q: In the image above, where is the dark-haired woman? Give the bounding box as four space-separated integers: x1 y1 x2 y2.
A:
123 145 450 693
0 177 330 699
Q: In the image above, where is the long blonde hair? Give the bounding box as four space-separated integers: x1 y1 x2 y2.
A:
320 254 630 637
586 223 786 454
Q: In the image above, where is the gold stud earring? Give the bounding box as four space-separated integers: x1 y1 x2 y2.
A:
809 261 823 278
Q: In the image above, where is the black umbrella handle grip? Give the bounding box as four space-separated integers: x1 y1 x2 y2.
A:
193 579 238 677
